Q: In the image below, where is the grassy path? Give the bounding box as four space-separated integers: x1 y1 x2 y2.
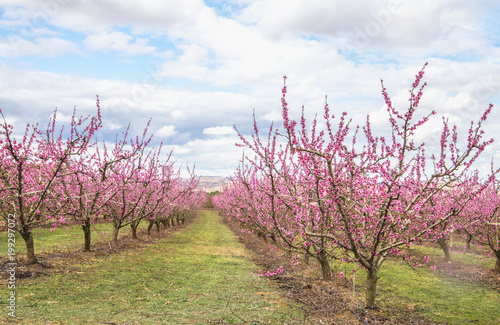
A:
1 211 303 324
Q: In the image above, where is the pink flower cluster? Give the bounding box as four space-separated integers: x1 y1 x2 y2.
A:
258 266 284 277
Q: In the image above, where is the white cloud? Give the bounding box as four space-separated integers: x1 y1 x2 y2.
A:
106 122 123 130
165 135 244 176
261 111 282 122
203 126 236 136
84 31 156 55
171 110 186 121
0 37 81 58
238 0 484 50
155 125 178 139
239 0 374 39
0 114 17 127
51 111 73 123
44 0 206 32
0 63 131 126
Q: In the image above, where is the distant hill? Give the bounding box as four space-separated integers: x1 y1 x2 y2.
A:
197 176 227 193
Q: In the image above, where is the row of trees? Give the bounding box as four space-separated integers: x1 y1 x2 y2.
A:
0 97 205 265
215 64 500 308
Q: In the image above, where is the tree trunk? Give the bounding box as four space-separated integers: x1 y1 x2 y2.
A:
304 247 310 265
366 267 378 308
130 221 139 240
494 250 500 274
466 233 473 251
155 221 161 232
437 236 451 262
317 250 332 281
112 223 120 245
82 220 92 251
147 220 154 236
20 230 37 265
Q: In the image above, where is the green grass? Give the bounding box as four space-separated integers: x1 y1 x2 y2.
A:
0 211 304 324
336 255 500 324
0 221 150 257
378 259 499 324
412 243 496 269
2 215 498 324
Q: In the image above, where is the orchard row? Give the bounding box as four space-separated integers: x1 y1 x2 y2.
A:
215 63 500 308
0 97 206 265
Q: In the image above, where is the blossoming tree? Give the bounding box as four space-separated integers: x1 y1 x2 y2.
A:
0 101 101 264
218 63 495 307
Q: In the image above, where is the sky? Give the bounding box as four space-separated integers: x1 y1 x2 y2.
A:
0 0 499 177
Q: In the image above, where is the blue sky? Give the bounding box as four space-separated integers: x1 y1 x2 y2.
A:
0 0 499 176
